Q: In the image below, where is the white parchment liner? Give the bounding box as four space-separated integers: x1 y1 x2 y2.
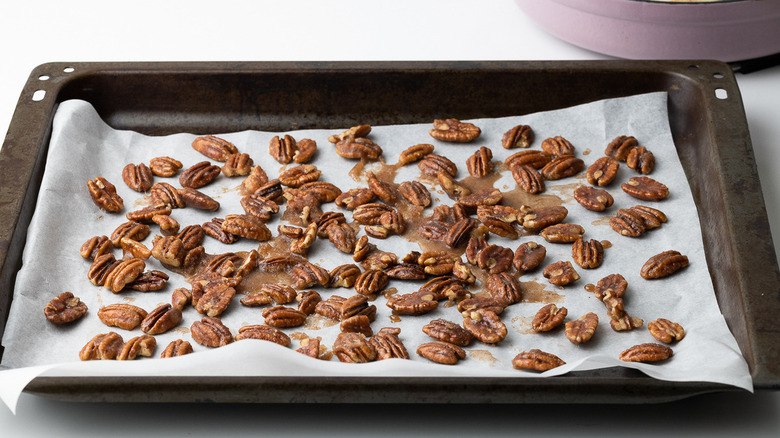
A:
0 93 752 413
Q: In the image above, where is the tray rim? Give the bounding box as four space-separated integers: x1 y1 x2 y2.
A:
1 60 778 403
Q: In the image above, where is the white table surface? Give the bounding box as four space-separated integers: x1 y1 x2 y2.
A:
1 1 778 436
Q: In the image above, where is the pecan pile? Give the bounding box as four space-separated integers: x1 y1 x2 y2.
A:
64 119 690 372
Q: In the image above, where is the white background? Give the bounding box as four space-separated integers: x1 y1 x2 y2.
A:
1 0 778 436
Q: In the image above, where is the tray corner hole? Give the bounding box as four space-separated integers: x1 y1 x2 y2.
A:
38 75 50 81
713 72 724 79
32 90 46 102
715 88 728 100
63 66 75 73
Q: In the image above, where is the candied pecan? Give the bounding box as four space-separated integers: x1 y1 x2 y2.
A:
619 343 673 363
522 206 568 233
417 341 466 365
459 188 502 209
334 332 377 363
443 217 477 248
641 250 689 279
352 203 394 225
452 259 476 283
541 136 575 157
150 182 185 209
593 273 628 301
466 146 494 177
574 185 614 212
152 214 180 235
457 296 506 317
418 153 457 178
605 135 639 161
201 252 244 278
176 224 205 250
387 291 438 315
648 318 686 343
369 327 409 360
512 164 545 195
294 138 317 163
502 124 534 149
315 295 346 320
291 262 331 289
258 255 303 272
235 324 290 346
222 153 253 177
340 314 373 337
361 251 398 271
463 309 507 344
44 292 88 325
279 164 322 188
263 306 307 328
192 135 238 161
88 177 124 213
486 272 523 304
297 290 322 315
379 210 406 234
300 181 343 203
610 314 644 332
117 334 157 360
160 339 193 358
437 172 470 198
191 316 234 347
104 257 145 293
476 205 520 238
149 156 183 177
222 214 271 241
180 161 221 189
366 171 399 204
122 163 154 192
178 187 220 211
81 235 112 260
572 238 604 269
422 319 473 347
202 218 237 244
239 292 272 308
512 349 565 371
417 220 449 241
260 284 298 304
418 251 459 276
87 254 120 286
513 241 546 274
241 166 271 194
79 332 124 361
631 205 667 229
269 134 297 164
326 223 356 253
586 156 620 186
386 263 427 280
622 176 668 201
239 193 278 221
335 136 383 160
352 235 375 262
141 303 182 335
531 304 567 332
543 261 580 286
344 297 378 321
316 211 347 236
398 180 431 207
541 156 584 180
296 337 322 359
609 208 647 237
477 245 514 274
194 280 236 317
627 146 655 174
125 206 171 226
505 149 552 169
465 235 488 264
151 235 186 267
172 287 193 311
126 270 168 291
335 188 375 210
354 269 389 295
329 125 372 143
565 312 598 344
398 143 434 165
429 118 481 143
540 223 585 244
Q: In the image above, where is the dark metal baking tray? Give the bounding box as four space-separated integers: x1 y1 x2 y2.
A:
1 61 778 403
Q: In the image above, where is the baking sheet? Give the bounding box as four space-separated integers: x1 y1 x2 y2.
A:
0 91 752 411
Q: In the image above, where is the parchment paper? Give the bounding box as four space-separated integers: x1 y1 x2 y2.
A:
0 93 752 413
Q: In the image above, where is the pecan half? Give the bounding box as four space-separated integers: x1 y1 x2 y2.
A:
429 118 481 143
297 290 322 315
291 262 331 289
513 241 546 274
501 124 534 149
202 218 237 244
241 166 271 194
477 245 514 274
88 177 124 213
240 193 279 221
152 214 180 235
418 153 457 178
235 324 290 346
541 136 575 157
605 135 638 161
150 182 185 209
565 312 598 344
512 349 565 371
340 314 373 337
648 318 686 343
541 156 584 180
151 235 186 267
300 181 343 203
178 187 220 211
80 235 112 260
191 316 234 347
626 146 655 174
418 251 459 276
422 319 473 347
222 214 272 241
44 292 88 325
385 263 427 280
621 176 669 201
457 296 506 317
149 156 183 177
366 171 399 204
279 164 321 187
110 221 150 247
335 188 375 210
79 332 124 361
160 339 193 358
360 250 398 271
334 332 377 363
398 143 434 165
386 291 438 315
398 180 432 207
354 269 389 296
436 172 470 198
353 203 394 225
117 335 157 360
593 273 628 301
531 304 568 332
269 134 296 164
122 163 154 192
103 257 145 293
335 136 383 160
466 146 494 177
543 261 580 286
459 188 502 209
87 254 120 286
222 153 253 177
192 135 238 162
586 156 620 186
540 223 585 243
194 279 236 317
505 149 552 169
369 327 409 360
327 223 357 253
315 295 346 320
263 306 308 328
419 276 466 301
463 309 507 344
619 343 673 363
417 341 466 365
574 185 614 212
512 164 545 194
486 272 522 304
141 303 182 335
127 270 168 292
572 238 604 269
522 206 568 233
294 138 317 163
328 125 372 143
180 161 221 189
640 250 689 279
125 205 172 224
171 287 193 311
176 224 205 250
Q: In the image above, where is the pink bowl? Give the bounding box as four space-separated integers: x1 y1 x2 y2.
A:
516 0 780 62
